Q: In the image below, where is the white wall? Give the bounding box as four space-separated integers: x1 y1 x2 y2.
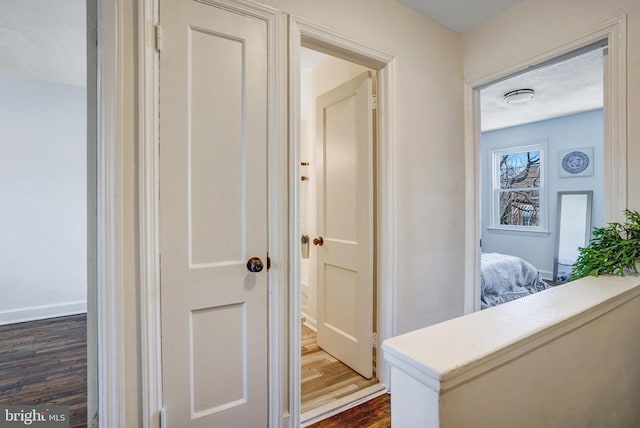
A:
0 74 87 324
463 0 640 213
480 109 604 278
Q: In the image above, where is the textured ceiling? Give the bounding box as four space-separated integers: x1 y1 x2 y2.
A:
2 0 602 130
480 48 604 132
0 0 85 87
396 0 524 32
394 0 604 131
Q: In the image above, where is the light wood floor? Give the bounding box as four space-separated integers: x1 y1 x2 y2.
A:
301 324 378 413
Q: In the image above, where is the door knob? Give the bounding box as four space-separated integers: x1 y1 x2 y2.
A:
246 257 264 272
313 236 324 246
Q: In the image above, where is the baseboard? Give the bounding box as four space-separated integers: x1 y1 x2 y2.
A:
0 301 87 325
300 384 387 427
540 270 553 281
301 312 317 331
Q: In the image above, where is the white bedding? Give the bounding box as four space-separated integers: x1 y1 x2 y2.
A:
481 253 550 309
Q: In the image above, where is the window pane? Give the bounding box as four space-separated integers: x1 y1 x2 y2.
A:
499 150 540 189
499 190 540 226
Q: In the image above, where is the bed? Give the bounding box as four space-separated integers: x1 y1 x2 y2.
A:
481 253 550 309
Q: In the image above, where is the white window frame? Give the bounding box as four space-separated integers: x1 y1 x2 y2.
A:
491 142 547 233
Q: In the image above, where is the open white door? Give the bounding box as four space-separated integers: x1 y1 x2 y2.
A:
314 72 374 379
158 0 270 426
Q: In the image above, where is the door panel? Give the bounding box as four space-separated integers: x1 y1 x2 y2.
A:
316 72 374 379
189 28 244 266
159 1 269 426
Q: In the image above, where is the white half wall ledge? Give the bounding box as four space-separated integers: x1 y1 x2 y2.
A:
382 275 640 426
383 275 640 390
0 300 87 325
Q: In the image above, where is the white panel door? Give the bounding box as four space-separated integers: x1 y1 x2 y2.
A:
159 1 269 426
315 72 374 379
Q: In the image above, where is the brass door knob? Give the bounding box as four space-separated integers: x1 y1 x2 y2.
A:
312 236 324 246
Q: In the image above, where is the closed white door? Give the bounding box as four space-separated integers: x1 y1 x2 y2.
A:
159 0 269 426
314 72 374 379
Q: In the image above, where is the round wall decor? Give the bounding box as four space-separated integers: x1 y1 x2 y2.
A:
561 150 590 174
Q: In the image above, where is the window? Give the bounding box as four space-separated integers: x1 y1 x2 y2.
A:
492 144 545 231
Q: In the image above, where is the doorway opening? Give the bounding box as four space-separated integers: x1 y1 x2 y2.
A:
464 16 627 314
477 43 606 309
0 1 90 427
298 47 381 420
289 18 398 428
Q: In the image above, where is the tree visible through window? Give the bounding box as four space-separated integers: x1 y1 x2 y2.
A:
494 146 544 228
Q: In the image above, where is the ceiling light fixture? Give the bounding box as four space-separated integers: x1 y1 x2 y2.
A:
504 88 535 104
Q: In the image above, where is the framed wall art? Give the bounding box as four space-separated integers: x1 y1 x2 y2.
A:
558 147 594 178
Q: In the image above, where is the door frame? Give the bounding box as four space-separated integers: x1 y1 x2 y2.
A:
137 0 284 427
88 0 127 426
463 15 628 313
288 16 398 427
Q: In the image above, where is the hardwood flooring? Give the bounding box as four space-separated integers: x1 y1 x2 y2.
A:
307 393 391 428
0 314 87 428
0 315 388 428
301 325 378 414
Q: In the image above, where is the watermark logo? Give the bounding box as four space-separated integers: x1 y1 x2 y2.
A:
0 406 69 428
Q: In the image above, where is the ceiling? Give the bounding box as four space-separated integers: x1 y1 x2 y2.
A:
1 0 603 130
480 48 604 131
397 0 525 32
394 1 604 131
0 0 86 87
301 45 604 132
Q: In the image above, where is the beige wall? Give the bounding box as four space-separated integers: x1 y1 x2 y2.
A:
117 0 464 425
463 0 640 211
265 0 466 334
115 0 640 425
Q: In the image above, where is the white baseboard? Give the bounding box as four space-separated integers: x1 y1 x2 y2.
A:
301 312 317 331
0 301 87 325
301 384 387 427
540 270 553 281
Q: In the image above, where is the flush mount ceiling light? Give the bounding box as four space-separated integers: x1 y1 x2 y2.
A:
504 88 535 104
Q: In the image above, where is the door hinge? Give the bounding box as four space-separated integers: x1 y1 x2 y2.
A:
371 332 378 348
159 408 166 428
370 94 377 110
155 24 163 52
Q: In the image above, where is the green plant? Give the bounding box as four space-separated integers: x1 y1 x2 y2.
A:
572 209 640 279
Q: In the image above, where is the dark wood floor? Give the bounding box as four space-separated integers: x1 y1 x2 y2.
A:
0 314 388 428
307 393 391 428
0 314 87 428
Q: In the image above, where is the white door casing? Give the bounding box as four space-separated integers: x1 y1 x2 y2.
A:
315 72 374 379
463 16 627 314
288 19 397 426
158 0 270 426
